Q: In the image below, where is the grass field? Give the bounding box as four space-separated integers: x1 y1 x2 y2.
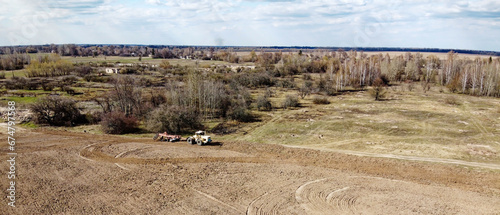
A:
64 56 253 67
220 83 500 164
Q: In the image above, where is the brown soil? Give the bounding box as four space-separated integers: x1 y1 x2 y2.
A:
1 128 499 214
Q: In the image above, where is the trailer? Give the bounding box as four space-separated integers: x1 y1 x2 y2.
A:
153 132 181 142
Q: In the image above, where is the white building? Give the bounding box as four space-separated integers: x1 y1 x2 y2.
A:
105 68 119 74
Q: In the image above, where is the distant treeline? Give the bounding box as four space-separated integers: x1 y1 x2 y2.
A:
1 44 499 57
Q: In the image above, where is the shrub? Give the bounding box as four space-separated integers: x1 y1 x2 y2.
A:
228 105 253 122
83 75 93 82
100 111 139 134
407 82 415 91
232 72 274 88
225 97 254 122
298 81 313 99
63 86 76 95
146 105 202 134
119 67 138 74
85 111 102 125
317 78 336 95
24 79 40 90
256 95 272 111
379 74 390 86
91 75 109 83
276 78 295 89
74 65 92 77
282 95 299 109
0 72 5 79
370 77 387 101
41 82 55 91
446 79 460 93
264 88 275 98
5 77 40 90
31 96 82 126
444 96 461 106
313 96 330 105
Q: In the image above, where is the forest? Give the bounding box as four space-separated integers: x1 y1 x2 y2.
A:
0 45 499 135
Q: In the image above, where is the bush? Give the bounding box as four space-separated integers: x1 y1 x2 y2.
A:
276 78 295 89
317 78 336 95
100 111 139 134
146 105 202 134
225 97 254 122
313 96 330 104
231 72 274 88
256 95 272 111
282 95 299 109
83 75 93 82
24 79 40 90
370 77 387 101
228 105 253 122
264 88 275 98
5 77 40 90
63 86 76 95
298 81 313 99
85 112 102 125
74 65 92 77
31 96 82 126
444 96 461 106
41 82 55 91
378 74 390 86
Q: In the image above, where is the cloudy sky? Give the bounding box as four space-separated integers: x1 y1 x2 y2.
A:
1 0 499 51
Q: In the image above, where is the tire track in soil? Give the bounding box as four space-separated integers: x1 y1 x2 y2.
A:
295 178 358 215
113 147 153 170
325 187 356 213
246 181 298 215
79 142 272 166
192 189 244 214
462 103 491 135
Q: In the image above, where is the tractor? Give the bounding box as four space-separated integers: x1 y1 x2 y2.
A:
187 131 212 146
153 132 181 142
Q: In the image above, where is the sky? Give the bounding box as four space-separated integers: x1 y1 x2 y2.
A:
0 0 499 51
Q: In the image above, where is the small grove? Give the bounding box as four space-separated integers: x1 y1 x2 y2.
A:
0 48 499 135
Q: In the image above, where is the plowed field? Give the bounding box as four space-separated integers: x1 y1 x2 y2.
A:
1 128 499 214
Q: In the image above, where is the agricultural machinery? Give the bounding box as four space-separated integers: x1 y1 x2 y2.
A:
153 132 181 142
187 131 212 146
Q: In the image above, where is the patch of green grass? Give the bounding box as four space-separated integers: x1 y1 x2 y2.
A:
1 96 39 104
20 121 38 129
3 70 28 78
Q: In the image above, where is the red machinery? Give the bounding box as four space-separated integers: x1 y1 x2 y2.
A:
153 132 181 142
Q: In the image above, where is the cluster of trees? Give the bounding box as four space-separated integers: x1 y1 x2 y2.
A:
0 53 31 70
84 72 254 134
26 54 74 77
0 44 215 59
248 50 499 98
440 53 500 97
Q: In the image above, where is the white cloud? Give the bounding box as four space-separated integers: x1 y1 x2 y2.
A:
0 0 499 50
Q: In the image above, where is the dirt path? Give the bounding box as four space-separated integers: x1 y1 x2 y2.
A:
1 129 499 214
284 145 500 170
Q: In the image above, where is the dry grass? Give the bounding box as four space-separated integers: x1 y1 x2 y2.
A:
222 83 500 164
444 96 462 106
